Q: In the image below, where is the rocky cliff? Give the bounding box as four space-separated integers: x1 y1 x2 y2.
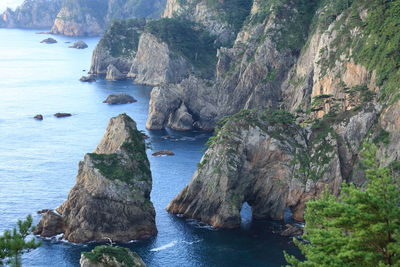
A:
35 114 157 242
51 0 166 36
166 0 400 225
0 0 61 28
89 19 146 75
0 0 166 35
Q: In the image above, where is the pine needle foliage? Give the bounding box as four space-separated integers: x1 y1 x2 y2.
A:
285 143 400 266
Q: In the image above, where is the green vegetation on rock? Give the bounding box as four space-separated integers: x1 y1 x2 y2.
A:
145 18 217 77
82 245 144 267
88 124 150 185
99 18 146 58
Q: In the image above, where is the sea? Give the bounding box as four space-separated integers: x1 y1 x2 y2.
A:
0 28 300 267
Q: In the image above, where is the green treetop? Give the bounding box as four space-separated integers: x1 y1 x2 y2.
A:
285 142 400 266
0 215 41 267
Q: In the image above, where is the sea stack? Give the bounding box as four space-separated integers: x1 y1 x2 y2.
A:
35 114 157 242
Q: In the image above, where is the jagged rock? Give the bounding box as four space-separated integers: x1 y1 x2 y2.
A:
280 224 303 237
105 65 125 81
0 0 62 29
162 0 237 45
35 114 157 242
40 38 57 44
69 41 88 49
152 150 174 156
103 94 137 105
146 76 217 131
54 113 72 118
50 0 166 36
167 103 194 131
80 246 146 267
89 20 146 75
34 210 64 237
80 75 96 82
127 33 192 86
146 86 182 130
34 114 43 120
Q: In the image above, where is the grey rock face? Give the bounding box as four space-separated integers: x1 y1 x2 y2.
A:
36 114 157 242
167 103 194 131
128 33 193 86
105 64 125 80
103 94 137 104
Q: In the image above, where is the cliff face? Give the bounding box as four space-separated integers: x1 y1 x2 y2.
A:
0 0 61 28
50 0 166 36
35 114 157 242
127 32 193 86
165 0 400 224
90 19 146 75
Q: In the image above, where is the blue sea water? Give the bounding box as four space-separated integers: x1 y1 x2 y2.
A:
0 29 300 267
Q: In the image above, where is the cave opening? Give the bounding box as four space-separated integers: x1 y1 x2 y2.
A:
240 202 253 228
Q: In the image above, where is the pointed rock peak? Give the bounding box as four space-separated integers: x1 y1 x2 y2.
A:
94 113 138 154
35 114 156 243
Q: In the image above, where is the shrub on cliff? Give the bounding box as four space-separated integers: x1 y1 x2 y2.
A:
285 143 400 266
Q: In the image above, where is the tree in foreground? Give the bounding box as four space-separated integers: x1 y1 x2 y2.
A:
285 143 400 266
0 215 41 267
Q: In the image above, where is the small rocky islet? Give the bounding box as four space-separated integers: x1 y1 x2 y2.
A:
103 93 137 105
35 114 157 243
69 40 88 49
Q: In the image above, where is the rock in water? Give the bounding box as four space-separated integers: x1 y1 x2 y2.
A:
69 41 88 49
80 75 96 82
34 114 43 120
54 113 72 118
103 94 137 105
105 64 125 81
35 114 157 242
167 110 344 227
152 150 175 157
80 245 146 267
40 38 57 44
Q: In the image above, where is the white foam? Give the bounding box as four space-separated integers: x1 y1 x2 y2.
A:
150 241 178 252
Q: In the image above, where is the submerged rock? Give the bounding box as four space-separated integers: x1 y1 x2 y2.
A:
80 245 146 267
105 64 125 81
54 113 72 118
103 94 137 105
80 75 96 82
152 150 175 157
35 114 157 242
69 41 88 49
34 114 43 120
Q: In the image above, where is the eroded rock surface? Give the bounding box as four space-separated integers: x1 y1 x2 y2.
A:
80 245 146 267
36 114 157 242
